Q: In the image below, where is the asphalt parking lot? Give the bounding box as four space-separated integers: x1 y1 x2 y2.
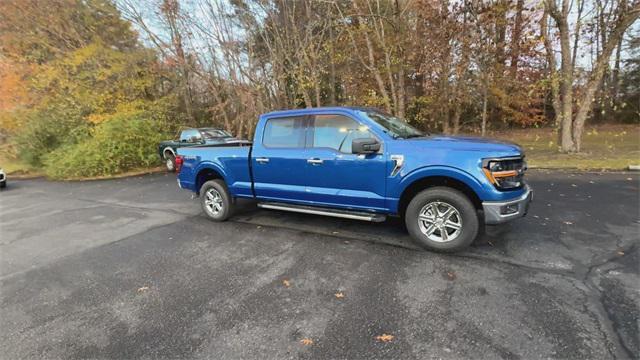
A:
0 170 638 359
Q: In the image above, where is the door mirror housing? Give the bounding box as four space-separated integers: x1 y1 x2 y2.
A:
352 138 381 154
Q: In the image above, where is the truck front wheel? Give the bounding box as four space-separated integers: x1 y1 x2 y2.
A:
405 187 479 252
200 180 234 221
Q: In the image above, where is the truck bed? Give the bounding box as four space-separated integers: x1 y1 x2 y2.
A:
177 143 253 197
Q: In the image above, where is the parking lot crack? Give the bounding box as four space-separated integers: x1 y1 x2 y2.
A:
581 245 638 360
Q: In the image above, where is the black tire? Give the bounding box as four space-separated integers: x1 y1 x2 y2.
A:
0 181 5 189
200 179 233 221
405 187 479 252
164 152 176 172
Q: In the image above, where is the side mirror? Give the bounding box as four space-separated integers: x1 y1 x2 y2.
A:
352 138 381 154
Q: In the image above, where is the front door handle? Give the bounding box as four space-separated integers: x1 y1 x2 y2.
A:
307 158 323 165
256 157 269 163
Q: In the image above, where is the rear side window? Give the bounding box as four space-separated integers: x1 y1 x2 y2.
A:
311 114 375 153
180 129 202 143
263 117 306 148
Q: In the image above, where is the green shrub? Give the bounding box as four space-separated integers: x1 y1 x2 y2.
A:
16 100 90 166
44 111 168 179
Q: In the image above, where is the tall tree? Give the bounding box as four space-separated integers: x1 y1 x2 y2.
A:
544 0 640 152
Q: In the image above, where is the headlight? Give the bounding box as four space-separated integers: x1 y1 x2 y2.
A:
482 158 525 190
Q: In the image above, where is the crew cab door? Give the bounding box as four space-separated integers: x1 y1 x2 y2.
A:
303 114 387 211
251 115 310 202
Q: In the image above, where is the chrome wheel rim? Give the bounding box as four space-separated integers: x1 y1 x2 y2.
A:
204 188 224 216
418 201 462 243
166 158 175 171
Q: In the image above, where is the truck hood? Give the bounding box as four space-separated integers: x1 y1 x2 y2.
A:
402 135 522 154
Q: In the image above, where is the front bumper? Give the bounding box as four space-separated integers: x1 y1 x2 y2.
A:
482 186 532 224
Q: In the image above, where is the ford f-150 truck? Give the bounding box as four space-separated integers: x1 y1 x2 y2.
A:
176 107 531 252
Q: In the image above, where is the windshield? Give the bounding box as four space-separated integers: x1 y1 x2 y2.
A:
362 110 425 139
201 129 232 139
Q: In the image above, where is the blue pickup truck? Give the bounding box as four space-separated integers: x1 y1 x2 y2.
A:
176 107 531 252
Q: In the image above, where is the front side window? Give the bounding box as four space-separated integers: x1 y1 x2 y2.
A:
361 110 424 139
263 117 306 148
311 115 375 153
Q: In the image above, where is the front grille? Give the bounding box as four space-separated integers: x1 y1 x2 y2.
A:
505 157 525 181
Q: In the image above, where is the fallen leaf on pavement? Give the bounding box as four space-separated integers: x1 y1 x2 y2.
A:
446 271 456 280
334 292 345 298
283 279 291 288
137 286 149 293
375 334 394 342
300 338 313 345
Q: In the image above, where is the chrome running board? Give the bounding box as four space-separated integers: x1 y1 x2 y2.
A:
257 202 386 222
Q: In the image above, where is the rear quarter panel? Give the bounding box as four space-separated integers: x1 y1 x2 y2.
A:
177 146 252 197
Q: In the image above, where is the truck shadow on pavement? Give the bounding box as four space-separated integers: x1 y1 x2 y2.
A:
230 199 516 260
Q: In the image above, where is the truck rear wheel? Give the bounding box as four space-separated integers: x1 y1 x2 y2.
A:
165 152 176 172
405 187 479 252
200 180 233 221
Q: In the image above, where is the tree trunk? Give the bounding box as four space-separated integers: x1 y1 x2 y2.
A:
452 106 461 135
611 37 623 105
509 0 525 78
397 66 406 118
364 33 392 113
572 7 639 152
547 0 576 152
329 22 337 106
301 87 313 109
570 0 584 71
481 85 488 136
162 0 194 124
351 0 392 113
541 10 562 129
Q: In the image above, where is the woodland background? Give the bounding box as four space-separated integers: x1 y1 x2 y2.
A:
0 0 638 178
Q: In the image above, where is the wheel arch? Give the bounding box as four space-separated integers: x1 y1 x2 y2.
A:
163 147 176 158
195 165 226 195
398 175 483 217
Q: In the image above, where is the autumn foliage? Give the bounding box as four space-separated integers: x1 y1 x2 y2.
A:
0 0 637 178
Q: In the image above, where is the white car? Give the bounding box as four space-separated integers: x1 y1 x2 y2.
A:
0 168 6 188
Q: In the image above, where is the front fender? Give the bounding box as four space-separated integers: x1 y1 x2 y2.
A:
389 165 489 204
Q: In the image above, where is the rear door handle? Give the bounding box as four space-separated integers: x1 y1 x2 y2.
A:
307 158 323 165
256 157 269 163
